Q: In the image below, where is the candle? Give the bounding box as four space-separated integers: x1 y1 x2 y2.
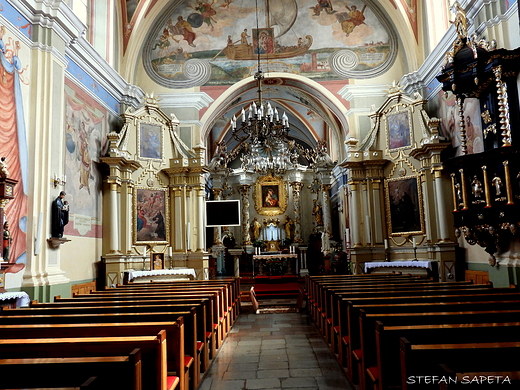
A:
169 246 172 257
412 237 417 248
384 239 389 250
143 246 147 257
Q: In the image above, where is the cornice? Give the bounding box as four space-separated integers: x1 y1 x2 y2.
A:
157 93 214 110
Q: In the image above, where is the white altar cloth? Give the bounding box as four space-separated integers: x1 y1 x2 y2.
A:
127 268 197 282
364 261 433 273
0 291 30 307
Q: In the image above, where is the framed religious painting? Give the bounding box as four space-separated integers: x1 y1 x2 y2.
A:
150 252 165 270
254 175 287 216
386 109 412 150
138 122 163 160
385 176 424 236
134 187 169 245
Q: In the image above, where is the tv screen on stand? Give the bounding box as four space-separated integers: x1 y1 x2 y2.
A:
205 199 241 227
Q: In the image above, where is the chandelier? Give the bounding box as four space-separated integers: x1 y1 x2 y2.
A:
229 70 302 175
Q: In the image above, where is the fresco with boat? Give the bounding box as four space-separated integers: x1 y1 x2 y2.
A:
143 0 396 88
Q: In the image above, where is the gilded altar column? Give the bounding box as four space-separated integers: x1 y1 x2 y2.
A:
371 179 383 244
290 182 304 243
212 188 223 245
238 185 252 245
321 183 332 252
185 186 192 251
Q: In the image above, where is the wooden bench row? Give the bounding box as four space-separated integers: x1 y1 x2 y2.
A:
305 274 520 390
0 278 240 390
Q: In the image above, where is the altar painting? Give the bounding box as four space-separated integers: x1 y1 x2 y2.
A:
134 188 169 244
143 0 396 88
254 176 287 216
385 176 423 236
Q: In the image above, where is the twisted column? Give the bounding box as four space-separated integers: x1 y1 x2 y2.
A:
238 185 252 245
321 184 332 252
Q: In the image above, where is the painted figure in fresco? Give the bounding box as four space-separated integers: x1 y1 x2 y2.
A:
51 191 69 239
339 4 367 36
241 29 250 45
192 1 217 28
255 30 274 55
310 0 336 16
219 0 234 9
3 221 11 262
175 16 196 47
465 115 483 154
78 121 92 194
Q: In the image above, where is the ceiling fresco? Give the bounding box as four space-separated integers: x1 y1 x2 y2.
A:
142 0 398 88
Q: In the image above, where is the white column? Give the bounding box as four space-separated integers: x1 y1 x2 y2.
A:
108 183 120 254
434 169 451 242
173 187 184 251
349 181 361 246
196 186 205 251
212 188 223 245
321 184 332 251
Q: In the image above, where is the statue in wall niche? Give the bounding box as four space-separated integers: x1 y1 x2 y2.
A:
492 174 503 197
471 175 484 202
51 191 69 239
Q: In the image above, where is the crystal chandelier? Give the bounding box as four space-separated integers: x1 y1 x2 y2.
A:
229 70 300 175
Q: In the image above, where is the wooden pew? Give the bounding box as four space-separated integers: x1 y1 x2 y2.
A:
0 321 183 390
54 293 218 361
0 311 194 390
0 349 142 390
0 331 176 390
86 287 226 348
333 286 510 368
32 296 212 372
359 310 520 390
374 322 520 390
400 339 520 390
354 300 520 389
12 301 208 378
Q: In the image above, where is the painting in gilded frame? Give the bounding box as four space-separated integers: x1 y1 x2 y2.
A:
254 176 287 216
150 252 165 270
386 110 411 150
134 187 169 244
385 176 424 236
139 122 163 160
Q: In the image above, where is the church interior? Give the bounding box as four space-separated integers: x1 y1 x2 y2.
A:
0 0 519 389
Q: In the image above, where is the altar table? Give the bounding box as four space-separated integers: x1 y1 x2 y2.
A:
126 268 197 283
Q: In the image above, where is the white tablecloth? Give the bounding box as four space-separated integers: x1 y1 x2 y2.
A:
127 268 197 282
0 291 30 307
364 261 433 273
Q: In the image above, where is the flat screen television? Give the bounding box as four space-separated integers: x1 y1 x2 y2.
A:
205 199 241 227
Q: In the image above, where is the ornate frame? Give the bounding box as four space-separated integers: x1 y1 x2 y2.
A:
386 108 412 150
254 175 287 216
150 252 165 270
385 175 424 236
134 186 170 245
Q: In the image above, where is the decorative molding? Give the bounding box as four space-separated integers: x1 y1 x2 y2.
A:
157 93 214 110
338 84 388 101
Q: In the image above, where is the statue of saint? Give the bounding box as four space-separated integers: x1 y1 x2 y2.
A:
51 191 69 238
3 221 11 262
251 218 261 241
284 216 294 240
312 199 324 226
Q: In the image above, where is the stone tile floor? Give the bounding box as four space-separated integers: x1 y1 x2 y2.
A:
197 304 353 390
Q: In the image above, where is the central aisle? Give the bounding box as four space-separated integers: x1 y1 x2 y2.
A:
198 308 353 390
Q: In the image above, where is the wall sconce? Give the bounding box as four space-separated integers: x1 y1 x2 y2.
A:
52 174 66 188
